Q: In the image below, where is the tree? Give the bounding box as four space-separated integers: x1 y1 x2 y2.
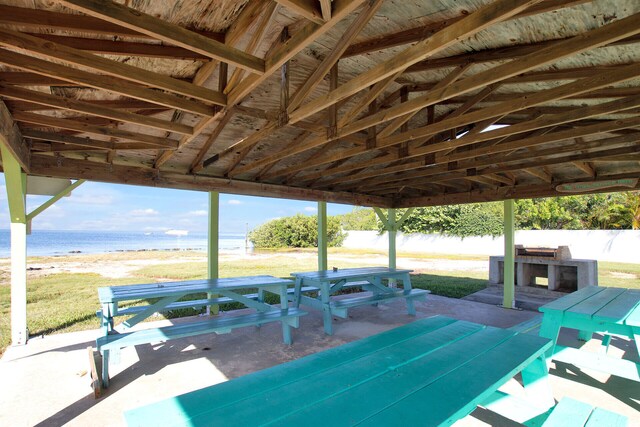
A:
340 207 377 230
249 214 345 248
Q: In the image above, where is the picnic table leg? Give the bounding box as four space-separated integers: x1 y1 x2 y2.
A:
520 354 555 411
321 281 333 335
292 277 302 307
539 312 563 358
99 303 113 388
402 273 416 316
101 349 110 388
279 285 292 345
577 330 593 342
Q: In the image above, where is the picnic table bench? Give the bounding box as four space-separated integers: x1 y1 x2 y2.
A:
96 275 307 388
290 267 429 335
124 316 554 426
539 286 640 382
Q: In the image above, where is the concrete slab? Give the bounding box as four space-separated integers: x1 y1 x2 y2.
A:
463 284 568 311
0 296 638 426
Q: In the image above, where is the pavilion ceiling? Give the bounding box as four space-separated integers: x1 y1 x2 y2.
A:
0 0 638 207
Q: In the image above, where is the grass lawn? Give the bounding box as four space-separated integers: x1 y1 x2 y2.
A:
0 250 638 356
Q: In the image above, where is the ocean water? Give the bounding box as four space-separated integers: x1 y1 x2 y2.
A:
0 230 249 258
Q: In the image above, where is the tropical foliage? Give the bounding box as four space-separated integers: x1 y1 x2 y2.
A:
249 214 345 248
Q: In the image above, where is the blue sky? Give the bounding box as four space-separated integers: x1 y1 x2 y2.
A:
0 173 356 233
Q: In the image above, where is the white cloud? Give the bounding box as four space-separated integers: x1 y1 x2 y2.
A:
129 208 159 216
304 206 317 212
227 199 242 205
70 193 115 205
189 210 208 217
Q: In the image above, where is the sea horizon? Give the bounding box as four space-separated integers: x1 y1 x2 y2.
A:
0 229 250 258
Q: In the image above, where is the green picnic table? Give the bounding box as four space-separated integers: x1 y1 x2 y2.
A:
539 286 640 382
124 316 554 426
290 267 429 335
96 275 307 388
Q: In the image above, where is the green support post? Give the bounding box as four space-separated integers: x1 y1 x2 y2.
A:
208 192 220 315
503 199 515 309
1 144 28 345
317 201 328 271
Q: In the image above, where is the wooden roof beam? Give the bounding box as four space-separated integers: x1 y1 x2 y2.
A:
61 0 264 74
12 111 178 149
0 99 29 171
0 85 193 135
0 49 215 116
227 0 367 105
245 11 640 176
523 167 553 183
288 0 542 124
275 0 326 24
398 172 640 208
342 0 592 57
572 161 596 177
0 29 226 106
29 155 393 208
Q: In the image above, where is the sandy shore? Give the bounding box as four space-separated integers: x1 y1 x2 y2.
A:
0 250 488 281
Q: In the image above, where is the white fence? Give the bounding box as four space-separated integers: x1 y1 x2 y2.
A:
343 230 640 263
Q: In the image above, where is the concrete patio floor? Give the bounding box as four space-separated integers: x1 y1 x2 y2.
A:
1 295 638 426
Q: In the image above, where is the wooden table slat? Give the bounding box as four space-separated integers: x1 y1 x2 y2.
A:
355 334 550 426
593 289 640 325
567 287 627 319
539 286 604 313
291 267 412 281
124 317 461 425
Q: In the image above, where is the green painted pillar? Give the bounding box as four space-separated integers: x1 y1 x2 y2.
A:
1 145 28 345
318 201 328 271
388 209 397 286
503 199 515 309
207 191 219 315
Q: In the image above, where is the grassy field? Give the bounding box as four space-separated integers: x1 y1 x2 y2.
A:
0 249 638 355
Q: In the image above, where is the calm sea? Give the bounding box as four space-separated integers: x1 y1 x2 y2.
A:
0 230 249 258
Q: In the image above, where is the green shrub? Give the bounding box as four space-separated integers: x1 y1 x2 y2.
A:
249 214 345 248
339 207 378 230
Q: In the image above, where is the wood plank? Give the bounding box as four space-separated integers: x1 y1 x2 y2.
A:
0 72 71 86
61 0 265 74
572 160 596 177
288 0 384 111
288 0 541 124
12 111 177 148
24 129 154 151
190 111 234 173
319 0 332 21
26 33 207 59
398 172 640 208
0 85 193 135
0 99 29 171
524 167 553 183
593 289 640 325
0 49 215 116
227 0 368 106
341 0 592 58
0 4 224 41
274 0 325 24
123 317 462 425
28 155 393 207
567 287 627 320
0 29 226 106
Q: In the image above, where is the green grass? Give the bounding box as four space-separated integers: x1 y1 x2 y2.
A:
1 251 638 356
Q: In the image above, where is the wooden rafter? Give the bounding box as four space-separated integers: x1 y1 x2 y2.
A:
29 154 393 208
0 29 226 106
523 167 553 183
0 99 29 171
235 12 640 178
26 130 155 151
12 111 178 148
0 85 193 135
275 0 326 24
0 49 215 116
61 0 265 74
288 0 542 124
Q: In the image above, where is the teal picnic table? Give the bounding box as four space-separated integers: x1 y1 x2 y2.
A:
539 286 640 382
96 275 306 388
124 316 554 427
290 267 429 335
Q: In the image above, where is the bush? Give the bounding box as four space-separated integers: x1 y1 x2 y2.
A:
340 207 378 230
249 214 345 248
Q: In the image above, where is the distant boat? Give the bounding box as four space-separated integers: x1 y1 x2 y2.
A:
165 230 188 236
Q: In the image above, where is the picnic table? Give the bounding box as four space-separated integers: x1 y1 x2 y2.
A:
539 286 640 382
290 267 429 335
124 316 554 426
96 275 307 388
